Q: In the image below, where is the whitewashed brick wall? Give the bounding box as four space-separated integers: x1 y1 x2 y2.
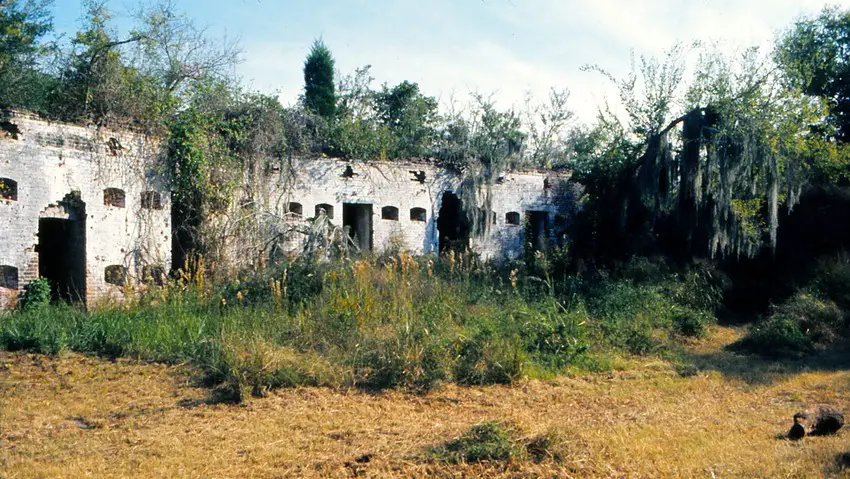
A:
0 112 576 308
259 157 574 262
0 111 171 306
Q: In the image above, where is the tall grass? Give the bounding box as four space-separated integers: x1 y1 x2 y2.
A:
0 253 717 399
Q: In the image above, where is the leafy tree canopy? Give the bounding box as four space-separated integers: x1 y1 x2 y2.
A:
776 6 850 142
0 0 52 73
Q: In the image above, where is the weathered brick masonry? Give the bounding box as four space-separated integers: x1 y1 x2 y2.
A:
258 157 575 262
0 111 575 306
0 111 171 307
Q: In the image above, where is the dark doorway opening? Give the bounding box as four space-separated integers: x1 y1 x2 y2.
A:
437 192 470 253
342 203 373 252
38 213 86 302
526 211 549 252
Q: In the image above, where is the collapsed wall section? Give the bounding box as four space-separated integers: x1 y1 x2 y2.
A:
0 111 171 307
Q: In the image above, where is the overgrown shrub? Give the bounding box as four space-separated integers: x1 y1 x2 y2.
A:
583 280 674 354
519 301 589 367
811 252 850 309
733 293 844 358
18 277 50 311
216 337 346 399
671 308 712 338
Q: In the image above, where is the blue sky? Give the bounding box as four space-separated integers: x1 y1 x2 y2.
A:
49 0 850 123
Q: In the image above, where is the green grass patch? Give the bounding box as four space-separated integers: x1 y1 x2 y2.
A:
426 421 568 464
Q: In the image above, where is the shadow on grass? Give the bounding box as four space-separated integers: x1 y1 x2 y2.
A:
677 338 850 385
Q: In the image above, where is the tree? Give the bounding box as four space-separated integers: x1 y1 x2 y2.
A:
336 64 375 120
776 6 850 142
134 0 241 97
54 0 136 122
523 87 575 168
0 0 52 74
50 0 241 128
574 45 830 261
437 93 525 236
375 80 438 157
0 0 55 111
303 38 335 118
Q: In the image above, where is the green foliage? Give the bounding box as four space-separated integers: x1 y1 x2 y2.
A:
0 256 604 397
810 251 850 309
454 334 526 385
18 277 50 311
439 93 525 171
0 253 729 399
734 251 850 358
734 293 844 358
578 258 722 352
427 421 567 464
375 80 438 157
52 1 148 123
671 309 711 338
0 0 53 109
776 6 850 142
327 73 439 160
328 115 393 159
303 38 335 118
0 0 52 71
736 314 812 358
167 104 234 211
430 421 518 463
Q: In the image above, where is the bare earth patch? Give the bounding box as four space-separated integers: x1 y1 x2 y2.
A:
2 326 849 478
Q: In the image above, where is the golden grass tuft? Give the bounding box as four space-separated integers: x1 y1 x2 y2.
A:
2 326 849 478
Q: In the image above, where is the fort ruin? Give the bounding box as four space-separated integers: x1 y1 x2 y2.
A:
0 111 575 306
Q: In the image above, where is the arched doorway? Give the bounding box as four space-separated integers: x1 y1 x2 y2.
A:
37 192 86 302
437 191 470 253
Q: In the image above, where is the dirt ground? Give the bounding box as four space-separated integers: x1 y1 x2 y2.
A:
1 326 849 478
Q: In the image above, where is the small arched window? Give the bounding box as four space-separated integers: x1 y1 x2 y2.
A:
104 265 127 286
315 203 334 219
505 211 520 226
410 207 426 222
288 202 303 216
104 188 125 208
0 178 17 201
381 206 399 220
0 265 18 289
141 191 162 210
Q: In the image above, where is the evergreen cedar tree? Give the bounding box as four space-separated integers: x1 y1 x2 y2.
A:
303 39 336 118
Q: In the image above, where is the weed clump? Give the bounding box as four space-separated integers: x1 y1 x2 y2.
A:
427 421 567 464
18 277 51 311
429 421 518 463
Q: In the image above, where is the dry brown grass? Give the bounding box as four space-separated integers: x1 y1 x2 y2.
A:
2 326 849 478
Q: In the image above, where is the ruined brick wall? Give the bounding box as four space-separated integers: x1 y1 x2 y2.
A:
0 111 576 307
228 157 575 266
0 111 171 307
